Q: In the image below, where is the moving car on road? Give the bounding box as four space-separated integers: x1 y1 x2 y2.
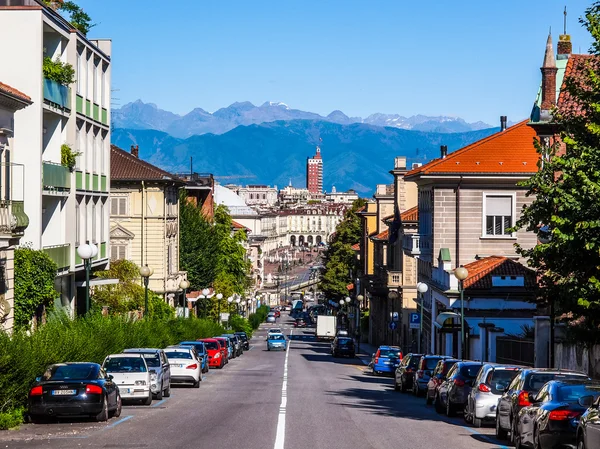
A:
164 347 202 388
123 348 172 400
496 368 589 442
394 353 422 391
331 337 355 358
102 354 152 405
28 362 121 423
235 332 250 350
464 363 521 427
200 338 224 369
515 379 600 449
370 346 402 376
178 341 209 373
426 358 458 405
294 318 307 328
267 333 287 351
435 361 483 417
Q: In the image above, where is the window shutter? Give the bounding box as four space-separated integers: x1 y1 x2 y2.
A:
110 245 118 261
486 196 512 216
118 198 126 215
118 245 126 260
111 198 118 215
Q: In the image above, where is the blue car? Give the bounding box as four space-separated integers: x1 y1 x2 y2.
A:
178 341 209 373
370 345 402 375
267 333 287 351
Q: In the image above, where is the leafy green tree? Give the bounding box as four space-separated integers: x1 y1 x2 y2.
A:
14 247 58 329
92 259 145 314
515 3 600 342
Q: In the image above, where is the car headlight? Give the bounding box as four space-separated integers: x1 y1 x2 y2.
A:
150 373 157 382
214 353 220 358
135 380 147 386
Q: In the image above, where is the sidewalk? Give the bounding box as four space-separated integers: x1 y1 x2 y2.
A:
355 340 377 367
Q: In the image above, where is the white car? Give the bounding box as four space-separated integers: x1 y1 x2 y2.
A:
102 354 152 405
164 347 201 388
266 328 283 340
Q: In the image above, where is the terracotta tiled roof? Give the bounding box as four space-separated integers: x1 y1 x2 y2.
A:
400 206 418 222
462 256 536 290
0 81 31 103
404 120 538 178
383 213 394 221
111 145 182 182
371 229 389 241
557 54 597 117
351 243 360 251
231 220 250 232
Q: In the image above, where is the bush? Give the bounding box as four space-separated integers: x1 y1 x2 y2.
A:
248 305 271 330
0 407 23 430
0 313 223 422
228 314 253 338
42 57 76 85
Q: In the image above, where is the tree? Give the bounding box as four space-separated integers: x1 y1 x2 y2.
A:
14 247 58 329
44 1 95 35
92 259 145 314
514 3 600 342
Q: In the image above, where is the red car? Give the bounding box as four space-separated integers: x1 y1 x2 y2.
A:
212 337 230 364
273 309 281 318
294 318 307 328
199 338 224 368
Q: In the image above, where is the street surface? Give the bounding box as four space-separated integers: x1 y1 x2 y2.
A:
0 316 510 449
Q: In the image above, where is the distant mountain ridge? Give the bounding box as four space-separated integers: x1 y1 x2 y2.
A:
112 100 493 138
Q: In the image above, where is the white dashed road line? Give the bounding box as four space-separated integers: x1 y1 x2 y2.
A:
273 328 292 449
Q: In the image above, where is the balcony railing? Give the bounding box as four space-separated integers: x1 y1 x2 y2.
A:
0 201 29 236
403 233 421 256
387 270 402 288
43 78 71 111
43 244 70 270
43 161 71 191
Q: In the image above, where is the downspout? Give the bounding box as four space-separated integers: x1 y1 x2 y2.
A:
455 176 462 266
141 181 145 275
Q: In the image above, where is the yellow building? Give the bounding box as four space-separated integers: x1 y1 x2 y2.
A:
109 145 187 306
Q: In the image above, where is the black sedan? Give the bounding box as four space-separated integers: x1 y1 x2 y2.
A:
577 394 600 449
28 362 121 423
436 361 483 416
235 332 250 350
515 380 600 449
331 337 355 358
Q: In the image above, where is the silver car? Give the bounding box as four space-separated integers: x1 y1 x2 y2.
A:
266 315 276 323
123 348 171 399
464 363 521 427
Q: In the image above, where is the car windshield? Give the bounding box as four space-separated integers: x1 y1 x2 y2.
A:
43 364 96 381
270 335 285 341
165 351 192 359
442 361 457 376
269 329 282 333
379 349 401 358
338 338 353 346
408 357 422 368
203 341 219 350
527 373 588 392
104 357 147 373
487 369 519 394
180 342 205 352
138 353 161 367
460 364 483 378
424 357 441 370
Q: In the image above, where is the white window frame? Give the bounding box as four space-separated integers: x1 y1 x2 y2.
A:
76 51 82 95
75 201 80 246
111 196 128 217
481 192 517 239
110 243 127 261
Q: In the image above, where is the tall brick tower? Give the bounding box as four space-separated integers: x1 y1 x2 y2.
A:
306 146 323 194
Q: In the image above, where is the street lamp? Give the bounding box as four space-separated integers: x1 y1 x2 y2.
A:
139 265 154 317
388 290 400 346
454 266 469 359
77 242 97 315
416 282 428 354
179 280 190 308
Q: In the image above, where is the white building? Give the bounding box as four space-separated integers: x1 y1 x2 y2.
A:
283 205 347 247
325 186 359 204
228 184 278 207
0 0 111 316
279 184 311 205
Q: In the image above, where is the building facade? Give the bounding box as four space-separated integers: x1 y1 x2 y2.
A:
325 187 359 204
0 0 112 316
283 205 346 247
228 184 278 207
306 146 323 194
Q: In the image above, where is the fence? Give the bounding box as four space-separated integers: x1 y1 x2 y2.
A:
496 336 534 366
555 343 600 379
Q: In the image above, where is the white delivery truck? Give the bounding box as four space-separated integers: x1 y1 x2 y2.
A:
316 315 336 341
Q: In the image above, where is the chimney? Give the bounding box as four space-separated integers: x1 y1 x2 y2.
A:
500 116 507 131
540 33 558 111
557 34 572 58
130 145 139 158
440 145 448 159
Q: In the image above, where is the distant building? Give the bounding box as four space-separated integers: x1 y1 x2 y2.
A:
325 186 359 204
306 146 323 194
281 204 347 247
176 172 215 219
279 184 311 206
228 184 278 207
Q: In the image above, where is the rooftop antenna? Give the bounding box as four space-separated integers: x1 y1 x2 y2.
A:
564 6 567 35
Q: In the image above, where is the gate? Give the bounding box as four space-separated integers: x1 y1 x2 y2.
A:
496 337 534 366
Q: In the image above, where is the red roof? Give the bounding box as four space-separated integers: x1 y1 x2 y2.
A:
557 54 597 117
462 256 536 290
351 243 360 251
382 213 394 221
0 81 31 103
231 220 250 232
401 206 418 222
405 120 538 178
371 229 389 241
111 145 182 182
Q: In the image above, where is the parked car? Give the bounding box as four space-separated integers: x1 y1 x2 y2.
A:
200 338 224 369
294 318 307 328
178 341 209 373
122 348 171 399
221 334 242 357
28 362 121 423
331 337 355 358
435 360 484 416
464 363 521 427
274 310 281 318
336 329 349 337
426 358 458 405
496 368 589 442
164 347 202 388
370 346 402 376
212 337 231 363
515 380 600 449
235 332 250 350
412 355 450 396
394 353 422 391
102 354 152 405
267 333 287 351
577 393 600 449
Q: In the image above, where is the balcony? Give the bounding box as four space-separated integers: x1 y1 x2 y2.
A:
43 244 70 271
387 270 402 288
43 78 70 111
43 161 71 193
0 201 29 236
403 233 421 256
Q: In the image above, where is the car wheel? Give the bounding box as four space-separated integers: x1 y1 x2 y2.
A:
435 394 444 414
164 383 171 398
400 378 407 393
496 414 508 440
446 396 454 417
193 378 200 388
463 402 471 424
29 414 47 424
394 379 401 392
514 424 524 449
110 394 122 418
533 426 542 449
510 418 518 444
143 391 153 406
426 392 433 405
155 382 163 400
472 416 482 428
95 395 109 422
578 435 586 449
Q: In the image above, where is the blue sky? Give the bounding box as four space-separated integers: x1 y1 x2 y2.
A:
79 0 594 125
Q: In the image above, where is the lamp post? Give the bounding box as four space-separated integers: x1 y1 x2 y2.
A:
454 266 469 359
139 265 154 317
77 242 97 315
235 297 241 315
356 294 364 353
388 290 400 346
416 282 429 354
179 280 190 308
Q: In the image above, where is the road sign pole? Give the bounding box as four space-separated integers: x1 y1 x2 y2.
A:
418 294 423 354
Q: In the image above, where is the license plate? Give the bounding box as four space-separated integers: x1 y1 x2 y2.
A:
52 389 76 395
170 363 183 368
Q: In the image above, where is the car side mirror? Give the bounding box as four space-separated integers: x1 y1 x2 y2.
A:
108 374 114 381
579 395 595 408
372 353 376 358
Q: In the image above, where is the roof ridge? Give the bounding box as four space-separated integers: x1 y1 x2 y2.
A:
111 144 179 180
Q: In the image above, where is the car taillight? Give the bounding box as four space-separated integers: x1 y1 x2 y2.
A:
374 357 379 364
406 368 413 374
186 364 198 370
85 384 103 394
517 391 531 407
549 410 581 421
478 383 491 392
454 378 465 387
417 370 424 378
29 386 43 396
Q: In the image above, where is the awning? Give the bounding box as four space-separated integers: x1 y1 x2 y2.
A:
75 278 120 288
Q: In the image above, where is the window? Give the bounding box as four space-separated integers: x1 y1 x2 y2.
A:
111 244 126 261
75 202 80 246
76 52 82 94
484 194 513 236
75 127 81 170
91 202 96 243
93 61 98 103
100 201 104 242
111 197 127 216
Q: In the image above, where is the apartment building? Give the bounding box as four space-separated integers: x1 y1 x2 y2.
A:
0 0 111 316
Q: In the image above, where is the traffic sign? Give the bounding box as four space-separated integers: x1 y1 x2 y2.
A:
389 321 398 330
409 313 421 329
392 311 399 322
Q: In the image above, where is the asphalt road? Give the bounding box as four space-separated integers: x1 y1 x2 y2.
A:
0 316 510 449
